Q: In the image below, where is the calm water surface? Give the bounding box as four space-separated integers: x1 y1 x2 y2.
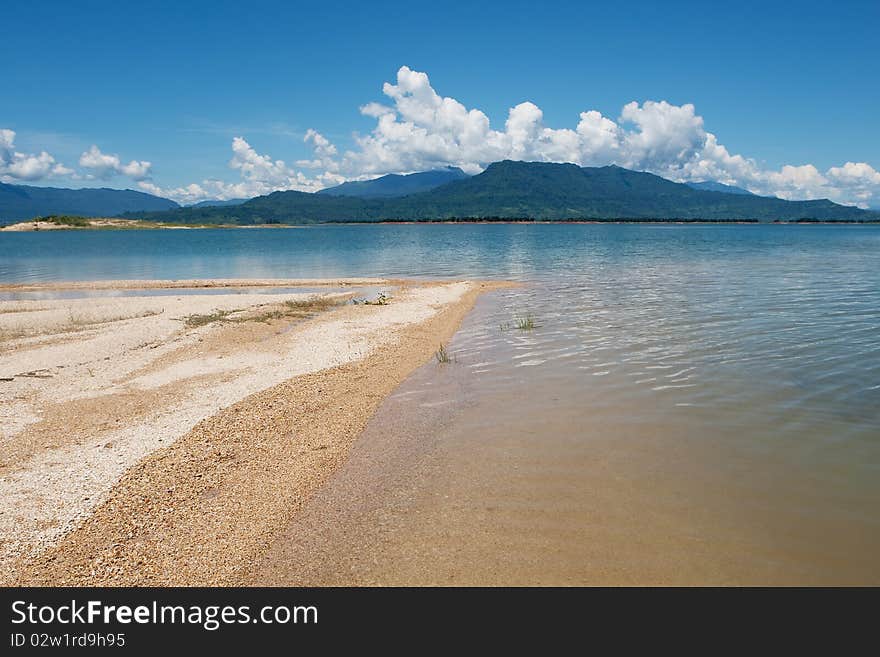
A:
4 224 879 582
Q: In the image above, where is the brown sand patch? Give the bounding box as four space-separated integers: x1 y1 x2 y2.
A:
123 294 353 382
0 371 237 474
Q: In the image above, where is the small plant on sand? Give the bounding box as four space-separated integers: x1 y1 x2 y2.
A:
182 309 237 328
183 296 345 328
353 292 390 306
435 343 453 364
247 295 345 322
514 314 536 331
282 295 342 312
0 304 47 315
67 308 164 330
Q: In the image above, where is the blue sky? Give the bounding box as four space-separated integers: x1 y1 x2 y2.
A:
2 0 878 205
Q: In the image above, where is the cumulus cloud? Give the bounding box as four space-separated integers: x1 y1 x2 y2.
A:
225 136 342 194
344 67 695 174
296 129 339 171
0 129 70 182
826 162 880 205
78 145 152 180
137 181 209 205
140 136 346 203
1 131 155 186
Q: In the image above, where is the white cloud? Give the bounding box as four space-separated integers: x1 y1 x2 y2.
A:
575 111 621 164
78 145 152 180
828 161 880 186
1 131 155 186
226 136 342 194
140 136 346 203
765 164 829 201
297 129 339 171
0 129 69 182
343 66 637 172
136 181 208 205
826 162 880 205
619 100 705 169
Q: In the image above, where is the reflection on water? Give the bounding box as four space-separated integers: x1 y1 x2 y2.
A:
4 223 880 581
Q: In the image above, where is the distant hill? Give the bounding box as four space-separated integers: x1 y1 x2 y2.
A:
189 198 249 208
0 182 178 223
686 181 755 196
125 161 879 224
318 167 469 198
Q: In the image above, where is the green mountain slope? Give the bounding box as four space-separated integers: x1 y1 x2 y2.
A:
318 167 469 198
685 181 755 195
125 161 878 224
0 182 179 223
189 198 249 208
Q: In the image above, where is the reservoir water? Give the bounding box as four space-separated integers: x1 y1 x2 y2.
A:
4 223 879 582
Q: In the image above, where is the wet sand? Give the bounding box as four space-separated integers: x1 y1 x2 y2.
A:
2 278 510 585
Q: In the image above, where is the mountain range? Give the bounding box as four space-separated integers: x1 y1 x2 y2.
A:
125 161 877 224
4 162 877 225
0 182 178 223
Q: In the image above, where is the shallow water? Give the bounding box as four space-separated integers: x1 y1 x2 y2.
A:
4 223 879 582
0 286 354 301
270 290 878 584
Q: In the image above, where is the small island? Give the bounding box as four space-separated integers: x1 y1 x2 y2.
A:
1 215 276 231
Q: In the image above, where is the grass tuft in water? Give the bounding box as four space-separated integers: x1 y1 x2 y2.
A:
435 343 453 364
514 314 536 331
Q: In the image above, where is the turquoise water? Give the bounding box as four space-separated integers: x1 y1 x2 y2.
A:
3 224 878 423
0 223 878 285
3 223 879 580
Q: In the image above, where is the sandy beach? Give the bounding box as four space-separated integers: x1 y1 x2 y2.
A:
0 277 508 585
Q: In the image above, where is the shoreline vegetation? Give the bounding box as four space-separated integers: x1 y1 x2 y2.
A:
3 214 879 231
0 277 514 585
0 216 244 231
